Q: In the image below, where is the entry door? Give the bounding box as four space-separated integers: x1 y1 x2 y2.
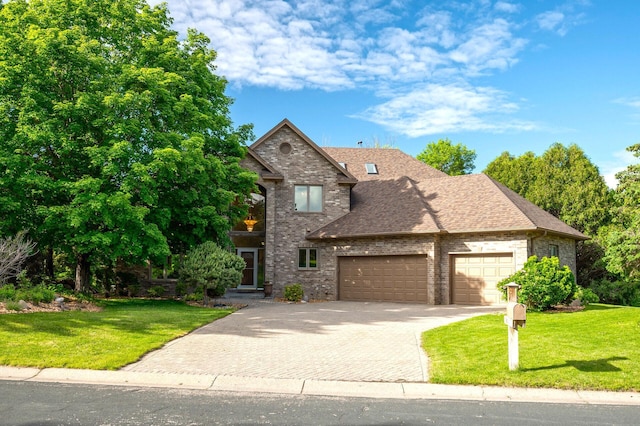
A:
237 248 258 289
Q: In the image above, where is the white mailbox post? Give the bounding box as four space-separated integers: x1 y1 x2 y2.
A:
503 283 526 371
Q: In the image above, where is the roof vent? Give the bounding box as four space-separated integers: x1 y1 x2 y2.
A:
365 163 378 174
338 162 347 169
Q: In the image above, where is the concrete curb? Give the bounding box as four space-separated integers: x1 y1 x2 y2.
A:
2 366 638 405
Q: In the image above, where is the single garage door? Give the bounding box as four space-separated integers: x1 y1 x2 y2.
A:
339 255 428 303
451 254 514 305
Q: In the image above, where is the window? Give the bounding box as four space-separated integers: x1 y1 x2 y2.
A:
549 244 559 257
365 163 378 174
294 185 322 212
298 248 318 269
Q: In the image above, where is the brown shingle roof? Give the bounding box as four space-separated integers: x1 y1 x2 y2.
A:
307 148 588 241
322 147 447 181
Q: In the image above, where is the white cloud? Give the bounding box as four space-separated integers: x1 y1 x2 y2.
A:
535 2 589 36
494 2 520 14
150 0 586 135
352 83 537 136
536 11 566 34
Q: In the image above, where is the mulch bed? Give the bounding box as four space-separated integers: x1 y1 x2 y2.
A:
0 300 103 314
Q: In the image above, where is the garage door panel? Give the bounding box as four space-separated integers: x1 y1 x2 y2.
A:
339 255 429 303
452 254 514 305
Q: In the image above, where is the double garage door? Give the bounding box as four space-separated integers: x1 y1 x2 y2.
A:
338 253 514 305
338 255 429 303
451 254 514 305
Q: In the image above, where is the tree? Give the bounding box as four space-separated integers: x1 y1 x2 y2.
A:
484 143 611 237
484 143 613 287
416 139 476 175
603 143 640 279
0 0 257 291
178 241 245 305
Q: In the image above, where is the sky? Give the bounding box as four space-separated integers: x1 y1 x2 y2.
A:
151 0 639 187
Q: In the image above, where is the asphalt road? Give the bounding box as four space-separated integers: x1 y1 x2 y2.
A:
1 381 636 425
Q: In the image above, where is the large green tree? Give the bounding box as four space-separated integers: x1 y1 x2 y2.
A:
416 138 477 175
603 143 640 279
484 143 613 286
0 0 256 291
484 143 611 236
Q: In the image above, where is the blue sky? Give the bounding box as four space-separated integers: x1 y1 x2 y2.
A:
152 0 639 187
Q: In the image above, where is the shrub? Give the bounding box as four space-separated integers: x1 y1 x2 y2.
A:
4 300 23 311
12 284 55 304
284 283 304 302
590 278 640 306
575 286 600 306
147 285 166 298
0 284 16 301
0 231 37 283
174 281 187 297
498 256 577 312
178 242 244 302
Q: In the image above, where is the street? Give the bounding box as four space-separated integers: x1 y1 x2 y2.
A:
0 380 636 425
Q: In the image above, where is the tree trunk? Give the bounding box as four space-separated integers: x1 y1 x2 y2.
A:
46 247 54 279
75 253 90 292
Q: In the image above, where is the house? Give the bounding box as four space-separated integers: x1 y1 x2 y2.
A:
230 119 587 305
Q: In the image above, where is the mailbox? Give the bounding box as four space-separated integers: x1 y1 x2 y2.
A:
506 302 527 321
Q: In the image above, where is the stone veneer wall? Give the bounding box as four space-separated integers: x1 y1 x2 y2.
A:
530 234 578 278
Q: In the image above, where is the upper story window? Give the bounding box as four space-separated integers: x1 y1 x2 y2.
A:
549 244 559 257
365 163 378 174
294 185 323 212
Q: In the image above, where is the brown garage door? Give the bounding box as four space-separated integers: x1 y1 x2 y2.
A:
451 254 514 305
339 255 428 303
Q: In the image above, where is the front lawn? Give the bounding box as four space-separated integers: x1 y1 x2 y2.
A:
0 299 233 370
422 304 640 391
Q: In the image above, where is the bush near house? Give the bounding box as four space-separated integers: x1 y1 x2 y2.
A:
284 283 304 302
498 256 578 311
178 242 244 303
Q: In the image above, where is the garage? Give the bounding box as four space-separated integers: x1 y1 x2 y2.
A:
338 255 429 303
451 253 514 305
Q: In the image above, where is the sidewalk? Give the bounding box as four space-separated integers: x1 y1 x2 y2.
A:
1 365 639 405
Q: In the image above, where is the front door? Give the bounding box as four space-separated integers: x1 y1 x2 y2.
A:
237 248 258 289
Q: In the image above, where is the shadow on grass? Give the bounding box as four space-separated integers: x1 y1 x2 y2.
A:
522 356 628 373
0 299 226 337
582 304 625 311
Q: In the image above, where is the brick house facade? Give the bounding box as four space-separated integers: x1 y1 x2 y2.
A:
231 119 587 305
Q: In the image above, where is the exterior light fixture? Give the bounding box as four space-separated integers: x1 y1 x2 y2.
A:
243 215 258 232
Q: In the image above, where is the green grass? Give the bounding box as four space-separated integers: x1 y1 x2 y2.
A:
422 304 640 391
0 299 233 370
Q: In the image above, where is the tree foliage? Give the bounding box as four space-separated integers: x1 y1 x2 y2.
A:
498 256 577 312
178 241 244 303
416 138 476 175
484 143 611 236
0 0 257 291
603 143 640 279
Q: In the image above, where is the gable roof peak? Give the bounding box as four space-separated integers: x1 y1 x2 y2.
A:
251 119 358 185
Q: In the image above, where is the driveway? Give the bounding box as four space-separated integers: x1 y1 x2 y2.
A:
122 301 499 383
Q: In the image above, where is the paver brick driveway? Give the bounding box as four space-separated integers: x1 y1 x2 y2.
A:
122 301 499 382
